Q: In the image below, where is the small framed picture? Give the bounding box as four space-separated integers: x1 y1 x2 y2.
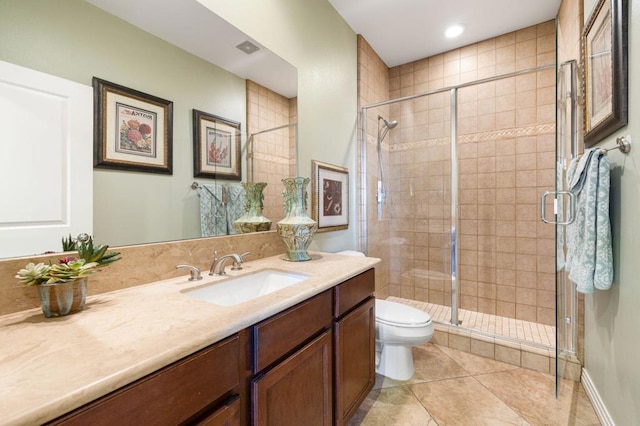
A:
311 160 348 232
193 109 241 181
93 77 173 174
582 0 628 147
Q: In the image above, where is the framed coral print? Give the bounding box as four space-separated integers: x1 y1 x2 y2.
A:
93 77 173 174
193 110 241 181
582 0 628 147
311 160 348 232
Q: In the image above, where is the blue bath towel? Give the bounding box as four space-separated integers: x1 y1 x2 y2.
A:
225 185 246 233
565 148 613 293
198 184 246 236
199 184 228 237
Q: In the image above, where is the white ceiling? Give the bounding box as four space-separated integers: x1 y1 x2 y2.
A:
329 0 562 67
85 0 298 98
86 0 562 99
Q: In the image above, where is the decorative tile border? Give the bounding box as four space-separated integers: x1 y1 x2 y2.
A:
368 123 556 153
251 152 296 165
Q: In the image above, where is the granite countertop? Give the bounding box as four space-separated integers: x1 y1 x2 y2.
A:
0 251 379 425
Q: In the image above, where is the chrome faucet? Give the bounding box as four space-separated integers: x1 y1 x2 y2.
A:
176 264 203 281
209 251 250 276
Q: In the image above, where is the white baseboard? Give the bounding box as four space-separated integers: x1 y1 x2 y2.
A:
581 368 615 426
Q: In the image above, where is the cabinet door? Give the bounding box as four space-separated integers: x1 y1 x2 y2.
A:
252 330 333 426
334 297 375 426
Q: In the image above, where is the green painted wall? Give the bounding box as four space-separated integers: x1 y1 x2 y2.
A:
0 0 359 253
0 0 246 247
200 0 359 252
582 0 640 423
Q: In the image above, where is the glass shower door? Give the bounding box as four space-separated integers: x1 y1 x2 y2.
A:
553 60 578 396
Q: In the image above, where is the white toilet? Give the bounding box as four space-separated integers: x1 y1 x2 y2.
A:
335 251 434 381
375 299 433 381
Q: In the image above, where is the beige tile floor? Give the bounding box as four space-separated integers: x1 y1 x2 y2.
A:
348 343 600 426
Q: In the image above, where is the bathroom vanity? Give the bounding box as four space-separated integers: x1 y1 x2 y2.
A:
0 252 379 425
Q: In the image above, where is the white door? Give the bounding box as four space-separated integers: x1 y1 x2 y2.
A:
0 60 93 258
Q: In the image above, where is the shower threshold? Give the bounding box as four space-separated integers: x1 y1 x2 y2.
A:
387 297 581 379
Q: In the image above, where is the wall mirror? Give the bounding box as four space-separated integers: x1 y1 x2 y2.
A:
0 0 297 259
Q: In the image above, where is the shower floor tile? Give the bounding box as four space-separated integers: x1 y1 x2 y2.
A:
387 296 556 349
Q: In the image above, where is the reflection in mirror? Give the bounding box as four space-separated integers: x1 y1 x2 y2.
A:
192 122 298 237
234 182 272 234
0 0 297 259
247 122 299 228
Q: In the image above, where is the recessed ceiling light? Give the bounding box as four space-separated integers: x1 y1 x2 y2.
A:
444 25 465 38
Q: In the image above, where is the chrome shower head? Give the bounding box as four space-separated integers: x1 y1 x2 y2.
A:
377 115 398 144
378 115 398 130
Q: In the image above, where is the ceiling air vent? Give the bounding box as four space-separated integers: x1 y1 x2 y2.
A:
236 41 260 55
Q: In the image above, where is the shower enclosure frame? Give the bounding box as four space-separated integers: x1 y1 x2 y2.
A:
360 63 556 329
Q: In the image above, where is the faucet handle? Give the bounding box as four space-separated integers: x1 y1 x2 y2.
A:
230 252 250 271
176 264 203 281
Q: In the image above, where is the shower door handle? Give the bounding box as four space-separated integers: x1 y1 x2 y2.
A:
540 191 575 225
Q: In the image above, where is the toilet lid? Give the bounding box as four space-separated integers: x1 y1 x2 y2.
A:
376 299 432 327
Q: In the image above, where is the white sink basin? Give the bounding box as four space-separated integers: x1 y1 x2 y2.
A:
182 269 311 306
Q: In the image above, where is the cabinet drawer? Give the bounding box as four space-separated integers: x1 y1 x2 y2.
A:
253 290 332 373
197 395 241 426
52 335 240 426
333 269 375 318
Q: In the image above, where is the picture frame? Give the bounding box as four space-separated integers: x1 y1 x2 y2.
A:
192 109 241 181
93 77 173 174
581 0 628 147
311 160 349 232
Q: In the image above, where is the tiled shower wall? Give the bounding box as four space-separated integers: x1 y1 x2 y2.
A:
359 21 558 326
357 36 391 299
246 81 297 228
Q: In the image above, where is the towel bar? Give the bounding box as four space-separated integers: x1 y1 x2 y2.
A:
600 135 631 154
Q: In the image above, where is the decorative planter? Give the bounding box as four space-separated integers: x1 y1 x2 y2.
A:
36 278 87 318
234 182 272 233
277 177 318 261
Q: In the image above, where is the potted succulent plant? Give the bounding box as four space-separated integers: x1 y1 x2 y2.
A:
15 235 121 317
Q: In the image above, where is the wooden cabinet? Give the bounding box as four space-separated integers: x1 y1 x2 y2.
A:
250 290 333 425
49 267 376 426
252 330 333 426
50 335 242 426
333 269 376 426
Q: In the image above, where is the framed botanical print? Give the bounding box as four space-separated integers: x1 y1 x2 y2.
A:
93 77 173 174
193 109 241 181
311 160 349 232
582 0 628 147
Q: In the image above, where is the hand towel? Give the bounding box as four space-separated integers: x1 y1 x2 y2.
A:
225 185 246 234
565 148 613 293
199 184 229 237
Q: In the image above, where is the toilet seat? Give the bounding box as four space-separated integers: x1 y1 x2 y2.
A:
375 300 432 328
